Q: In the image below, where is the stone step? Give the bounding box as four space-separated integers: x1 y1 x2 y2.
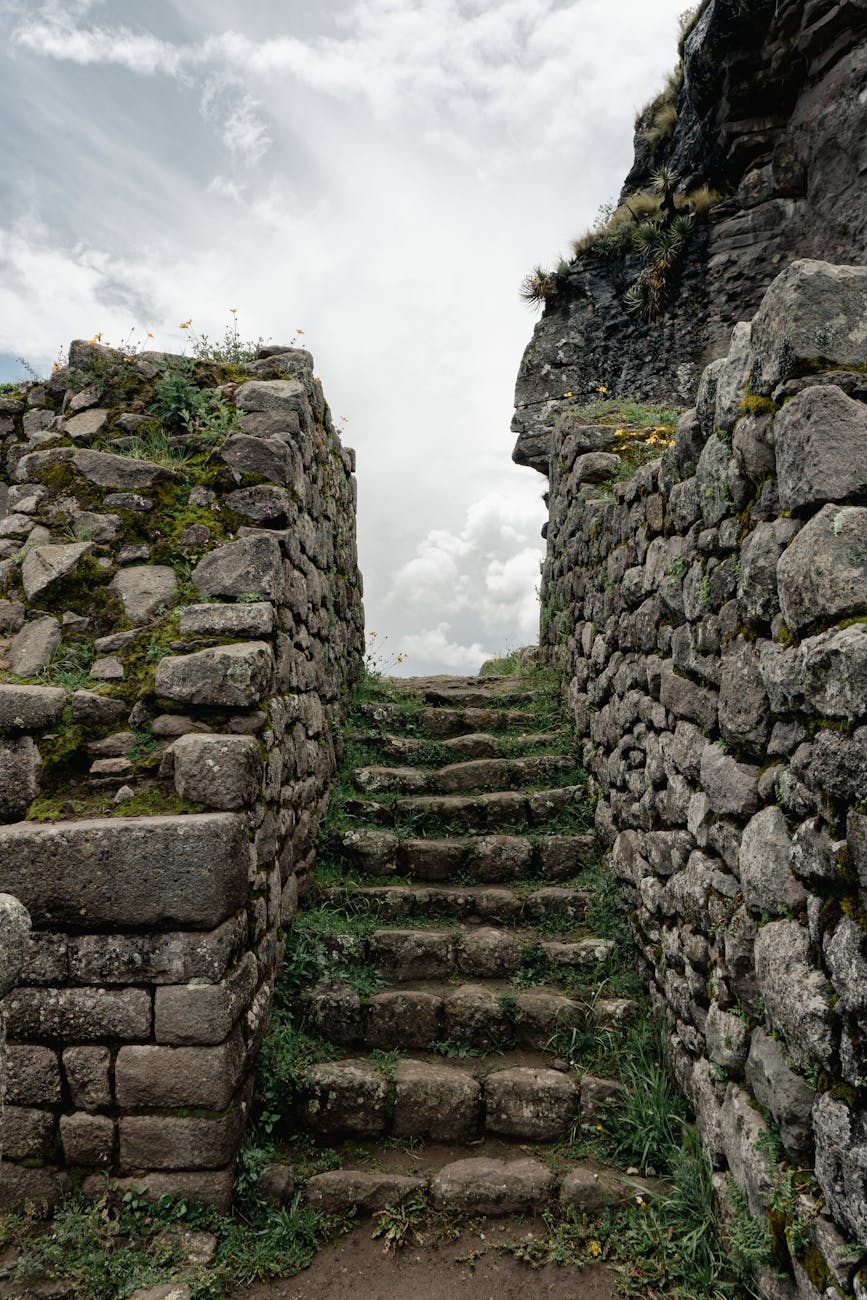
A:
352 754 574 796
351 730 563 763
319 925 614 982
336 828 597 882
395 675 542 709
318 882 591 925
299 979 601 1050
357 704 545 738
299 1057 579 1143
301 1157 658 1217
344 784 587 834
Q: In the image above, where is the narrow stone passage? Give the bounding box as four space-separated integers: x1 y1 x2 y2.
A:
263 669 660 1228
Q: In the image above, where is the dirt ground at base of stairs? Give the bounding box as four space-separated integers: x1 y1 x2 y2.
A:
229 1222 620 1300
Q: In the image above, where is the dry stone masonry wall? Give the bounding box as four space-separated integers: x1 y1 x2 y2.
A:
539 260 867 1297
0 338 363 1208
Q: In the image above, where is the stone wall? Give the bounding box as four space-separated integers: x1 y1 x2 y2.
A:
512 0 867 474
0 338 364 1208
539 260 867 1297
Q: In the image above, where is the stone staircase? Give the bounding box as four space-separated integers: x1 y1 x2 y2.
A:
269 671 651 1218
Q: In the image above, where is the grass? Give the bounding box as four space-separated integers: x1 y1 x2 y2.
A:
0 1186 347 1299
564 397 681 429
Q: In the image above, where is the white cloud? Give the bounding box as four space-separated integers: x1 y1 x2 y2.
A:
0 0 688 673
395 623 494 676
382 491 545 676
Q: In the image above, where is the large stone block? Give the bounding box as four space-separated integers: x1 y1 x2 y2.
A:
745 1028 815 1163
171 733 261 810
220 435 301 485
718 1084 772 1216
72 449 174 489
430 1157 553 1214
5 1046 61 1105
392 1060 479 1141
303 1060 387 1136
8 616 61 676
754 920 833 1067
115 1036 244 1110
0 685 66 731
110 566 177 623
63 1046 112 1109
0 814 249 929
777 504 867 634
761 626 867 718
119 1109 245 1170
60 1112 115 1165
698 746 759 818
749 260 867 396
739 807 806 916
67 913 246 985
155 642 274 708
2 1107 57 1160
153 952 257 1045
813 1093 867 1244
21 542 92 602
178 602 276 638
191 535 285 602
0 736 41 821
0 894 31 1000
5 987 151 1041
484 1067 577 1140
81 1169 233 1211
718 639 770 754
774 385 867 512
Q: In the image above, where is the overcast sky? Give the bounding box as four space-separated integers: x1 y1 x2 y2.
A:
0 0 687 675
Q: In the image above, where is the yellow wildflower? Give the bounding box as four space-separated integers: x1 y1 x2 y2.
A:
229 307 238 315
146 331 155 339
296 328 305 334
589 1241 602 1258
179 319 192 329
598 385 607 394
563 390 573 398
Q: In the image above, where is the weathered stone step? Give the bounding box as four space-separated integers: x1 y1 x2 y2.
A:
318 882 590 925
352 730 563 763
396 675 541 709
337 828 596 882
300 978 613 1050
352 754 574 796
319 925 613 982
299 1056 579 1142
358 704 546 738
301 1156 658 1217
345 784 587 833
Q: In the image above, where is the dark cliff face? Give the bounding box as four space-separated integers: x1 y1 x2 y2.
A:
512 0 867 475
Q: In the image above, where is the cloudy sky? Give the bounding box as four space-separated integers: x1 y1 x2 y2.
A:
0 0 687 675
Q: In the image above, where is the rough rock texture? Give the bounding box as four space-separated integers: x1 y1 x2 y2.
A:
533 262 867 1284
0 338 363 1204
511 1 867 471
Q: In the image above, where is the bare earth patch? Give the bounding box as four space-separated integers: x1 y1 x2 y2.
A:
230 1222 619 1300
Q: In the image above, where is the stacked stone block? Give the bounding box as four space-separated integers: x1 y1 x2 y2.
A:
0 338 363 1206
538 260 867 1296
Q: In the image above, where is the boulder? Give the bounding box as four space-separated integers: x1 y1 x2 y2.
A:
0 684 66 730
777 504 867 633
191 535 285 602
754 920 833 1067
72 449 174 489
155 642 274 708
774 385 867 511
749 260 867 396
21 543 92 602
8 616 61 676
739 806 806 916
110 566 177 623
0 737 41 821
171 733 261 810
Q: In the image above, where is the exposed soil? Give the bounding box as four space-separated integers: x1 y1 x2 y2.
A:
230 1221 619 1300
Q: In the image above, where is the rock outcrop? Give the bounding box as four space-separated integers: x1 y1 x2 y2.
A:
512 0 867 472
